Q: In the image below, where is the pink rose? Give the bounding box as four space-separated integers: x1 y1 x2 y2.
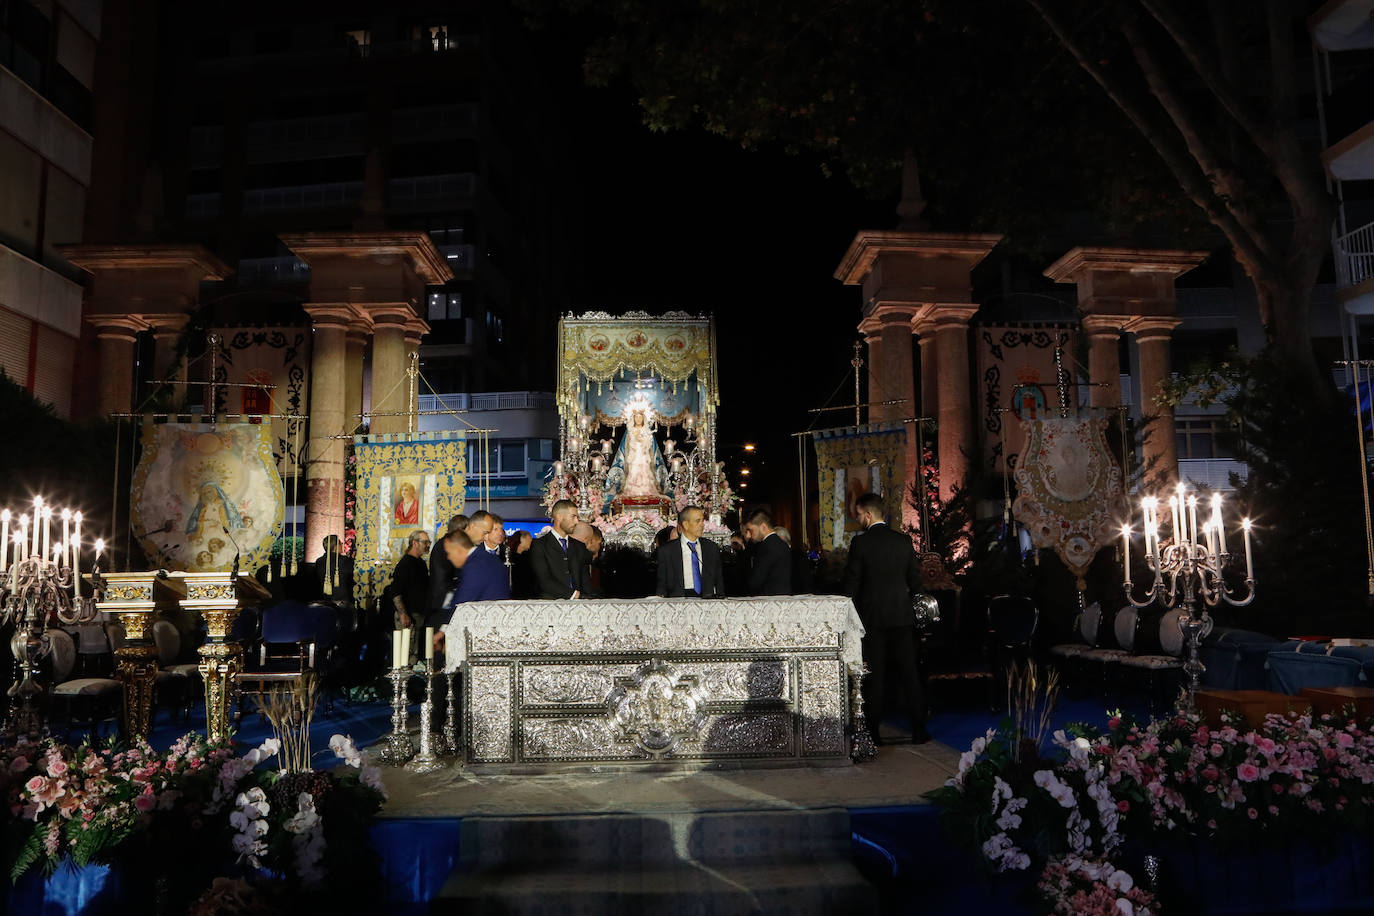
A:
1337 733 1354 749
24 775 46 794
1116 800 1130 812
1108 717 1122 730
47 758 68 778
1255 737 1276 754
1247 807 1258 819
1236 763 1260 782
134 793 156 813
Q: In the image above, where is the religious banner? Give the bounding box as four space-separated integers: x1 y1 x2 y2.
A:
812 422 908 551
129 422 284 573
209 326 311 469
352 431 466 604
1011 414 1123 587
976 324 1076 474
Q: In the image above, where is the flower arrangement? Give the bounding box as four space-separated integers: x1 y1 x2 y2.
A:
931 680 1374 915
3 732 386 910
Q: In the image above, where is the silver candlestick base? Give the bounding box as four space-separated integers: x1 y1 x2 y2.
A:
377 667 415 766
405 662 445 774
440 669 461 757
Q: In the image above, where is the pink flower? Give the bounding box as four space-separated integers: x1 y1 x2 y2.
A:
134 793 156 813
1247 807 1258 819
9 756 28 773
1255 737 1276 755
1108 717 1122 730
1117 800 1130 813
46 758 68 778
1236 763 1260 782
1337 732 1354 749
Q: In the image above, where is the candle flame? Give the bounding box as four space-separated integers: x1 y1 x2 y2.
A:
1241 518 1252 530
95 538 105 553
0 509 8 522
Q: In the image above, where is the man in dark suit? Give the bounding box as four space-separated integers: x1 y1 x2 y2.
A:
438 529 510 622
742 509 792 596
656 505 725 598
843 492 928 745
427 514 467 617
530 499 593 599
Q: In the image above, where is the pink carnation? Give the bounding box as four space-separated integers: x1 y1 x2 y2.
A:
1236 763 1260 782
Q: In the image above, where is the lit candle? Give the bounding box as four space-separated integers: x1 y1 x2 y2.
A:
553 460 564 476
591 456 602 471
1147 519 1160 566
1211 494 1226 555
392 630 402 669
672 457 683 472
41 506 51 566
1121 524 1131 582
1169 495 1181 545
1241 518 1254 579
31 497 41 557
60 509 70 570
1203 521 1216 559
685 414 694 428
425 626 434 661
1187 496 1199 552
72 512 82 590
664 439 675 454
0 508 9 573
12 530 24 566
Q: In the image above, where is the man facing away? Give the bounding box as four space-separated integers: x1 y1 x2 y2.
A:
384 529 431 664
843 492 929 745
530 499 593 599
656 505 725 598
743 508 792 596
427 514 468 621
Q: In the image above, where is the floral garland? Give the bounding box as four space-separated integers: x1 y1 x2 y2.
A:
930 707 1374 915
3 732 386 909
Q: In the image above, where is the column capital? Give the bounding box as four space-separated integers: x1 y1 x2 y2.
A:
928 304 980 330
874 306 919 330
365 303 416 328
1043 247 1209 283
303 304 358 329
145 313 190 337
1124 316 1183 341
403 317 429 347
88 314 150 340
1080 314 1131 336
835 230 1003 285
346 318 373 347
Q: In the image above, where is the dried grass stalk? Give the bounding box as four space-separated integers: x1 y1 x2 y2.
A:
1005 660 1060 762
263 672 318 773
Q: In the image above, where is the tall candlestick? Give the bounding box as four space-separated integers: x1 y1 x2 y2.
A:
402 628 412 666
41 506 51 566
1121 525 1131 582
1241 518 1254 579
32 498 41 557
1212 495 1227 555
0 508 9 573
425 626 434 661
1169 496 1181 545
72 512 82 593
60 509 70 571
19 518 29 562
392 630 402 669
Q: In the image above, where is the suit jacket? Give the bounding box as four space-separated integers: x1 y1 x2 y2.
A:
439 546 511 623
655 537 725 598
842 522 923 628
747 533 793 596
427 538 457 613
530 531 593 599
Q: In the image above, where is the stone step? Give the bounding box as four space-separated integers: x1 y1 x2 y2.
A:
433 808 877 915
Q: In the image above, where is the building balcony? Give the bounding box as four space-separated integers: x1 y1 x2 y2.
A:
1178 458 1247 492
1334 219 1374 311
417 391 555 412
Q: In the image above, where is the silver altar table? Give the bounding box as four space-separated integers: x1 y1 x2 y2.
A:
440 596 866 769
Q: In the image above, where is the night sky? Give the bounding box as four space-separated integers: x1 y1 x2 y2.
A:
557 70 897 508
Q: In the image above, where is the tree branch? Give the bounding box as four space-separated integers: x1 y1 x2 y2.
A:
1022 0 1275 274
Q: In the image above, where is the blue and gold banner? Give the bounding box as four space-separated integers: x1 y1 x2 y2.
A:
353 430 466 604
812 423 907 551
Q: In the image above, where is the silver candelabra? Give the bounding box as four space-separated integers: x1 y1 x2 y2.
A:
1122 485 1257 710
377 666 415 765
404 660 444 774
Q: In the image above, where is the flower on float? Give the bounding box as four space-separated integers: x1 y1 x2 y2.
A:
329 734 363 768
361 765 386 798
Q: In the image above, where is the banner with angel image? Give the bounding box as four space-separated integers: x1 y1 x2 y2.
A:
129 422 284 573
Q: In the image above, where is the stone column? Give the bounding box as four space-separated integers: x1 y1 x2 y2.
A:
1081 316 1124 409
876 310 915 424
345 319 371 437
148 314 190 407
931 306 979 501
369 307 411 436
90 316 148 416
304 306 351 562
863 332 882 423
1130 317 1182 486
915 321 939 420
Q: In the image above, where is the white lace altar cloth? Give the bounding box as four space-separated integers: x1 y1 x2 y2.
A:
441 596 865 670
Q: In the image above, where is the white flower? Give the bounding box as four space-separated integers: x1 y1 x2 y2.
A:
1107 869 1134 893
1033 770 1078 808
285 792 320 835
1116 899 1135 916
229 810 249 831
361 765 387 798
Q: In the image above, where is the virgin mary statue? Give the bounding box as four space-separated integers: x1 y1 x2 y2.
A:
606 408 667 504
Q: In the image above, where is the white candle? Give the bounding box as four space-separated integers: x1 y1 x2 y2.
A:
0 508 9 573
18 518 28 562
41 506 51 566
60 509 70 571
401 628 411 666
392 630 402 669
1121 525 1131 581
72 512 82 594
31 497 41 557
1187 496 1199 552
425 626 434 661
1169 496 1181 545
1203 521 1216 559
1241 518 1254 579
1212 495 1226 555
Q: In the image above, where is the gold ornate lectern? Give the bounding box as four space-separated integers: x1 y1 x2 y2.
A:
92 572 186 740
174 572 270 743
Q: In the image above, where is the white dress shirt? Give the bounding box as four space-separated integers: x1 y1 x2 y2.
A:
680 537 703 594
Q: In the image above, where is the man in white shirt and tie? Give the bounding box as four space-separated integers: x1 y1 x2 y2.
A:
656 505 724 598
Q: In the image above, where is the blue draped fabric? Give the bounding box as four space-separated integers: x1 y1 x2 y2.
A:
1202 628 1286 690
1267 641 1373 694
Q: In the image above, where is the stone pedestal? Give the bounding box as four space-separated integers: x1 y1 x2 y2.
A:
175 571 270 744
1043 247 1207 485
836 231 1002 500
